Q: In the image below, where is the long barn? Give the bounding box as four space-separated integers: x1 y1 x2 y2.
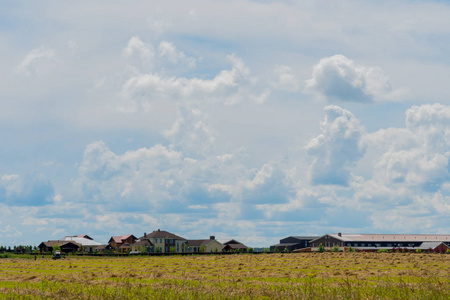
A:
309 233 450 252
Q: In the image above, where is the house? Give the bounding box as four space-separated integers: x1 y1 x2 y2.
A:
221 239 248 252
92 244 113 253
187 236 223 253
109 235 138 252
270 236 318 252
130 239 154 253
309 233 450 252
61 235 103 253
38 241 80 253
139 229 187 253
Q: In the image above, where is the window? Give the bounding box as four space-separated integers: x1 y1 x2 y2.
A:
361 243 365 247
387 243 392 247
160 239 162 243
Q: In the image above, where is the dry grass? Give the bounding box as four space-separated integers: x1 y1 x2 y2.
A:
0 252 449 299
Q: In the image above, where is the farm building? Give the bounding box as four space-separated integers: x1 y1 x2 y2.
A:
139 229 187 253
221 239 248 252
270 236 318 252
38 241 80 253
187 236 223 253
130 239 154 253
108 235 138 252
309 233 450 252
61 235 103 253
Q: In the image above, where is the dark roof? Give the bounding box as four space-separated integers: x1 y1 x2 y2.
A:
132 239 153 246
222 239 244 246
187 239 216 247
39 240 80 248
140 230 186 240
93 244 112 250
287 236 319 241
271 243 300 247
223 243 248 250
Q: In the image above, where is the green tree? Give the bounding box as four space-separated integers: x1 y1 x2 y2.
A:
416 248 421 253
273 246 279 253
199 245 205 253
347 246 355 252
331 245 340 252
52 244 61 253
169 246 176 253
318 243 325 252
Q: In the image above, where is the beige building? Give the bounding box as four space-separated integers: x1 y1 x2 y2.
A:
187 236 223 253
139 229 187 253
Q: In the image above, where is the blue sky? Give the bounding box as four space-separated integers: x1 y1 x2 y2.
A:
1 0 450 247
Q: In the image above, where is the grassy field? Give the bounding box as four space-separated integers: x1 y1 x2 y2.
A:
0 252 449 299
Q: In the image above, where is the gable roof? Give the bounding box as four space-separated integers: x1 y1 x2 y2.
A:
222 239 244 245
132 239 153 247
39 240 80 248
419 242 450 250
187 239 221 247
223 243 248 250
109 235 137 244
140 230 186 240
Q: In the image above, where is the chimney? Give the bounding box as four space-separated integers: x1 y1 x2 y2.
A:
144 233 147 238
210 236 215 240
158 229 160 232
338 233 342 237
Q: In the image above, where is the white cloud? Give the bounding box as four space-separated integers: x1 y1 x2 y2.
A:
123 36 154 64
272 65 300 92
306 105 366 186
164 104 216 157
305 55 406 103
16 47 57 76
121 54 253 105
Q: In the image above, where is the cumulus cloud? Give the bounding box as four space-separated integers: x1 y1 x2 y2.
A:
307 105 366 186
158 41 195 67
0 173 54 206
164 104 216 157
122 36 155 66
305 55 405 103
365 103 450 191
121 54 253 105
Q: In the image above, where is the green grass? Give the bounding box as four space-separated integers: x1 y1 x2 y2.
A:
0 253 449 299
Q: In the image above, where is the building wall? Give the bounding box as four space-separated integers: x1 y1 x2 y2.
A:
204 240 222 252
311 235 343 248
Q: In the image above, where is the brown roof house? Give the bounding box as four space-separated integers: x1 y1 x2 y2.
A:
130 239 154 254
187 236 223 253
38 241 80 253
139 229 187 253
109 235 138 252
221 239 248 252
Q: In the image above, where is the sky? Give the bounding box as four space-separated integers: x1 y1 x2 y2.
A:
1 0 450 247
